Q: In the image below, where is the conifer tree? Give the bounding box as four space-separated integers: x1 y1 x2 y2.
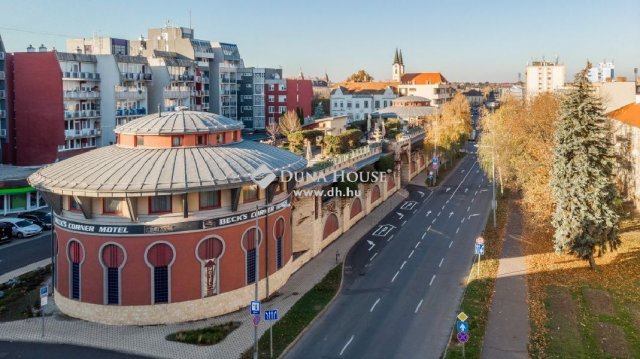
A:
551 64 620 269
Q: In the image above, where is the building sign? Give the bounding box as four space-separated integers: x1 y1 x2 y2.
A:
53 197 290 236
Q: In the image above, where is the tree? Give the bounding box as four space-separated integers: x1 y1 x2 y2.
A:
347 70 373 83
295 107 305 125
279 111 301 136
266 122 280 144
550 65 620 270
424 93 472 165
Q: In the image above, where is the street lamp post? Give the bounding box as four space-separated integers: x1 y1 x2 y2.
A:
474 143 496 228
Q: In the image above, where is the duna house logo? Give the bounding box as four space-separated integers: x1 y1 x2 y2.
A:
250 164 277 189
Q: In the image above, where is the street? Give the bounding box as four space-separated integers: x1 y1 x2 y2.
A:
284 145 492 359
0 232 52 276
0 341 150 359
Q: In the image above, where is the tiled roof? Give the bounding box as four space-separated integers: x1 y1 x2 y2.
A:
608 103 640 128
114 110 243 135
28 140 307 196
331 82 398 95
400 73 448 85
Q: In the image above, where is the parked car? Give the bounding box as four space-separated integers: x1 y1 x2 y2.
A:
0 222 12 243
18 211 52 230
0 218 42 239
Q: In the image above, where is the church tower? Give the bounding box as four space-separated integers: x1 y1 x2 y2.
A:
392 48 405 82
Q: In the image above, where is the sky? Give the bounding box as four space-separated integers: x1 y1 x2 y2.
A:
2 0 639 83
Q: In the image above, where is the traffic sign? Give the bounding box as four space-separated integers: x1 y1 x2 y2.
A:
40 296 48 307
264 309 279 321
39 286 48 298
457 331 470 343
432 163 439 170
457 320 469 333
475 243 485 255
457 312 469 322
475 237 485 245
432 157 439 164
253 314 261 326
250 300 261 315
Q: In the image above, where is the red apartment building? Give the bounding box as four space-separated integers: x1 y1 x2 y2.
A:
265 78 313 125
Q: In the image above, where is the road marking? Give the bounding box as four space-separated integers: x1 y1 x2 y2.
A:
425 210 432 217
413 209 418 214
400 260 407 270
429 275 436 286
449 211 454 218
415 241 421 249
449 241 453 248
369 252 378 262
442 205 445 210
467 206 471 212
461 217 465 223
340 335 354 356
475 190 478 195
408 250 414 258
421 232 426 240
471 198 474 203
370 298 381 312
456 227 459 234
396 212 404 219
469 213 480 219
446 200 450 204
447 161 478 202
437 211 441 217
432 218 436 224
402 220 407 227
415 299 424 313
427 225 431 231
387 234 395 242
391 270 400 283
367 240 375 251
439 258 444 267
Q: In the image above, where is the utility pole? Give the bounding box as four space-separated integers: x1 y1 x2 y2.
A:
491 109 497 228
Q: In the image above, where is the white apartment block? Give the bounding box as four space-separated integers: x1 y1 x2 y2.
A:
588 61 615 83
525 59 565 98
397 73 454 106
330 86 396 122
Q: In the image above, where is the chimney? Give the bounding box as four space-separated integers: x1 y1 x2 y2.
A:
38 44 47 52
76 46 82 54
27 44 35 53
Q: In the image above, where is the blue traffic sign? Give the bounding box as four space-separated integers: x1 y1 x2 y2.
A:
250 300 261 315
475 243 485 255
39 286 48 298
457 331 470 343
457 320 469 333
432 157 439 164
264 309 279 321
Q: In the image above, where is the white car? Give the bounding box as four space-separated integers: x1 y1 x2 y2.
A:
0 218 43 239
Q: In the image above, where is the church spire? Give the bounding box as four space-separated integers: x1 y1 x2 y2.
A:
393 48 400 65
399 49 404 65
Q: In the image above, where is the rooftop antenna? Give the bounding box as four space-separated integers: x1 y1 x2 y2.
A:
189 10 192 29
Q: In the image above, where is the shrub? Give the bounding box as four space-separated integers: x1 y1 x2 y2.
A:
375 154 395 173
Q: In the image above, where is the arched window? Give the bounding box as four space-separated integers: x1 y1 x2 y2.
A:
146 243 174 304
197 237 224 297
101 244 125 305
387 174 396 190
323 214 339 240
242 228 262 285
274 218 285 270
371 185 381 203
350 198 362 219
68 240 84 300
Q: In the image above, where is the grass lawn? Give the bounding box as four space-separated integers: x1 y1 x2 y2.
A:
166 321 241 345
444 190 510 358
241 263 343 359
0 265 51 322
525 207 640 358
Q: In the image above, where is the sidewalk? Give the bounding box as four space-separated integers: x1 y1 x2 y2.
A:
0 183 411 359
481 198 529 359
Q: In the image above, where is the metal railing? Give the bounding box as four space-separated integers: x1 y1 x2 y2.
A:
116 108 147 117
62 72 101 80
298 143 383 187
64 91 100 99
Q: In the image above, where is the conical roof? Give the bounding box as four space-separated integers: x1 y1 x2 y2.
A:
114 109 243 135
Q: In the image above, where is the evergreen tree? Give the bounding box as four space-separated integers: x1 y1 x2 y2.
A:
550 64 620 269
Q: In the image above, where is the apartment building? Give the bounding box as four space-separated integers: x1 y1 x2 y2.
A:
147 51 196 112
237 67 282 129
211 42 243 120
0 35 9 163
330 83 397 122
525 59 566 98
265 78 313 125
588 61 615 83
398 73 454 106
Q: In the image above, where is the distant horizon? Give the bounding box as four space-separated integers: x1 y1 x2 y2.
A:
2 0 639 83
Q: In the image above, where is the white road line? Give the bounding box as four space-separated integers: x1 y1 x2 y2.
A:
400 260 407 270
447 161 478 202
432 218 436 224
391 270 400 283
446 200 450 204
467 206 471 212
429 275 436 286
442 205 445 210
449 241 453 248
421 232 426 240
413 209 418 214
402 220 407 226
437 211 441 216
369 252 378 262
439 258 444 267
475 190 478 195
408 250 415 258
415 241 421 249
456 227 460 234
414 299 424 313
340 335 354 356
461 217 465 223
471 198 474 203
370 298 381 312
387 234 395 242
427 225 431 231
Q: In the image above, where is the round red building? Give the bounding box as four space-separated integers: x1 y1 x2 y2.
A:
28 109 306 325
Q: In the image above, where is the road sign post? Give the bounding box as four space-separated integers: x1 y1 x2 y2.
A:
264 309 278 358
456 312 470 358
475 239 485 278
39 286 48 338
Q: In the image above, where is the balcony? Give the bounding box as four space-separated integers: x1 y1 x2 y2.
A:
64 128 99 139
0 110 6 118
116 108 147 117
0 71 4 80
0 90 4 98
164 86 191 99
196 61 209 68
64 91 100 100
122 72 152 81
297 144 384 187
0 129 6 138
0 52 4 60
64 110 101 119
202 77 210 84
62 72 100 81
170 74 195 82
115 86 147 100
203 90 210 97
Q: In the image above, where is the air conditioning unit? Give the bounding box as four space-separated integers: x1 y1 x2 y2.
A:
0 129 7 138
